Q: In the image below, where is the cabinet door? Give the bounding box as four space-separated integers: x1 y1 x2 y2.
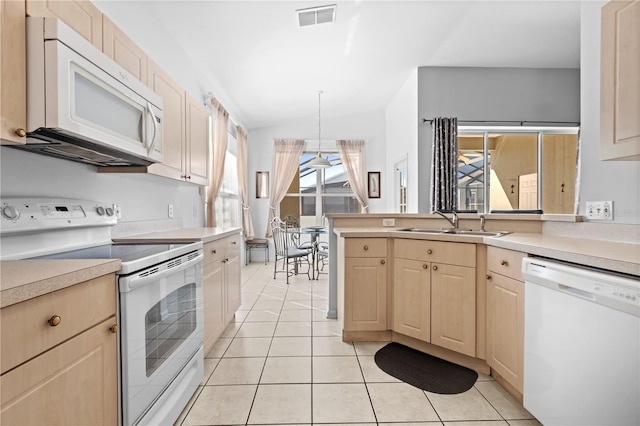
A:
26 0 103 49
0 0 27 144
431 263 476 357
102 16 147 85
225 252 242 322
185 94 210 185
344 257 387 331
203 260 225 356
393 258 431 341
601 0 640 160
0 317 118 425
487 273 524 393
147 59 185 180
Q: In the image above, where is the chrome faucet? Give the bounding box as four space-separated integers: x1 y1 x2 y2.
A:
433 210 459 229
479 214 486 232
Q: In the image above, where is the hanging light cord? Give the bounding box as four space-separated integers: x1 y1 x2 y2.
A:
318 90 323 154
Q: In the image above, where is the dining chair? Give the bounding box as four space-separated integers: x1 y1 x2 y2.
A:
316 241 329 275
270 217 311 284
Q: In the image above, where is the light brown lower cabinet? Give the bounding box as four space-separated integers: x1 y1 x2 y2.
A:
0 274 118 425
203 233 242 356
486 246 528 398
393 258 431 341
0 317 118 425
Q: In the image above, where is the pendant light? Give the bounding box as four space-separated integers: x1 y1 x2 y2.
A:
308 90 331 169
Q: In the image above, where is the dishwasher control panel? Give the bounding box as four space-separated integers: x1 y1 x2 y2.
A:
523 258 640 316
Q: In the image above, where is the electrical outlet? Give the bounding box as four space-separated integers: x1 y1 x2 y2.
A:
112 204 122 219
382 218 396 227
168 204 174 218
586 201 613 220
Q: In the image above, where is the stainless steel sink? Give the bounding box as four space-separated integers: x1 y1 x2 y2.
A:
398 228 510 237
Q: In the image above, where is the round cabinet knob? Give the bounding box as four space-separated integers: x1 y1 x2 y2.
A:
423 264 428 269
500 260 508 266
96 206 105 216
380 259 386 265
15 128 26 137
105 207 114 216
2 205 20 220
211 249 217 254
432 265 438 271
486 274 492 280
427 249 433 255
110 324 119 334
48 315 61 327
363 245 369 251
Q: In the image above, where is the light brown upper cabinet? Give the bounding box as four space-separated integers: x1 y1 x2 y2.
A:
0 0 27 144
601 0 640 160
145 60 210 185
26 0 103 49
102 16 147 85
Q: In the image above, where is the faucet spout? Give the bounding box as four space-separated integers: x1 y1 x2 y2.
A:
433 210 459 229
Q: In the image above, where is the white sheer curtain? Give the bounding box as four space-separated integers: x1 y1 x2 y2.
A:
236 125 255 239
336 140 369 213
207 97 229 227
266 139 304 237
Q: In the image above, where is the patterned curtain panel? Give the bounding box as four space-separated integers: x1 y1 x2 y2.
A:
430 117 458 212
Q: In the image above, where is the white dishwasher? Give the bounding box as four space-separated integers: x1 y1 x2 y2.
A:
522 258 640 426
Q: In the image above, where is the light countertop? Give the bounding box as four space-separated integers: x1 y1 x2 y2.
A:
113 227 242 244
334 227 640 276
0 259 121 308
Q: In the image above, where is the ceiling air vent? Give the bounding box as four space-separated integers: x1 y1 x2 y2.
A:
296 4 336 27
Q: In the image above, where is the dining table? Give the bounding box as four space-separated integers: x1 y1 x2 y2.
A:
296 226 328 280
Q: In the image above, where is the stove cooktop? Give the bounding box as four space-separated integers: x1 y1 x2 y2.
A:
36 242 203 274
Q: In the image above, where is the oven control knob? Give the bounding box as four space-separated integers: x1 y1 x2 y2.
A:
96 206 105 216
105 207 114 216
2 205 20 220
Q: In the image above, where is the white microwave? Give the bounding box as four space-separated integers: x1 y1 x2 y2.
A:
19 17 163 167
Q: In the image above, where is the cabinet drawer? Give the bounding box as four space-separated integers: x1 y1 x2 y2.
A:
345 238 387 258
487 246 528 281
225 234 241 258
204 240 225 265
1 274 116 374
395 239 476 267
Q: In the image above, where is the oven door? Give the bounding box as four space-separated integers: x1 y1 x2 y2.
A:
119 252 203 426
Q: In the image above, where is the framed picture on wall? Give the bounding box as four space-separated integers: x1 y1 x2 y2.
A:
256 171 269 198
368 172 381 198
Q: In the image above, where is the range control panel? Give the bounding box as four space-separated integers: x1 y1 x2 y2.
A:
0 198 117 235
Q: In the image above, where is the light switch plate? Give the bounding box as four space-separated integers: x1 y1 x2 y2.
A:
586 201 613 220
168 204 174 218
382 218 396 226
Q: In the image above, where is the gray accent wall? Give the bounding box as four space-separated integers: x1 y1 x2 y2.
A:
417 66 580 213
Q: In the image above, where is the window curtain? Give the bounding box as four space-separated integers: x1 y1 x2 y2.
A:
206 97 229 227
236 125 255 239
430 117 458 212
336 140 369 213
266 139 304 237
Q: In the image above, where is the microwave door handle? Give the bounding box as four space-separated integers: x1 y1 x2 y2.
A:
124 253 204 291
146 102 159 155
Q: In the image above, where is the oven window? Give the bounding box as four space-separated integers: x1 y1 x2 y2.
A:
145 283 197 377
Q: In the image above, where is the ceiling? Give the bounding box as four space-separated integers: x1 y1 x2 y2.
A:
95 1 581 130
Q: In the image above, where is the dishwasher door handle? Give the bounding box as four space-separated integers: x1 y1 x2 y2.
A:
558 284 596 301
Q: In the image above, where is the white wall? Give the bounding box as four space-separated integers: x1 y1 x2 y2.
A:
0 148 204 226
579 2 639 225
385 70 419 213
247 109 387 239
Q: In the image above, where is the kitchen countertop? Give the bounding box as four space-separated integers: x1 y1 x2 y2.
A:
113 227 242 244
334 227 640 277
0 259 121 308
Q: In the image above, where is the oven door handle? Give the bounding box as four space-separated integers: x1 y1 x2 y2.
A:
121 252 204 292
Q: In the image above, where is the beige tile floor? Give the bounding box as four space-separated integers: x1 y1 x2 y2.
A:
175 261 540 426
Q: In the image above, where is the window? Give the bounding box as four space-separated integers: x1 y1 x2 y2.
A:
456 127 579 214
280 151 361 226
214 148 241 228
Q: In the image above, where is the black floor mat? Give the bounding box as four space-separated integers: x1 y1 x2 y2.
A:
374 342 478 394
